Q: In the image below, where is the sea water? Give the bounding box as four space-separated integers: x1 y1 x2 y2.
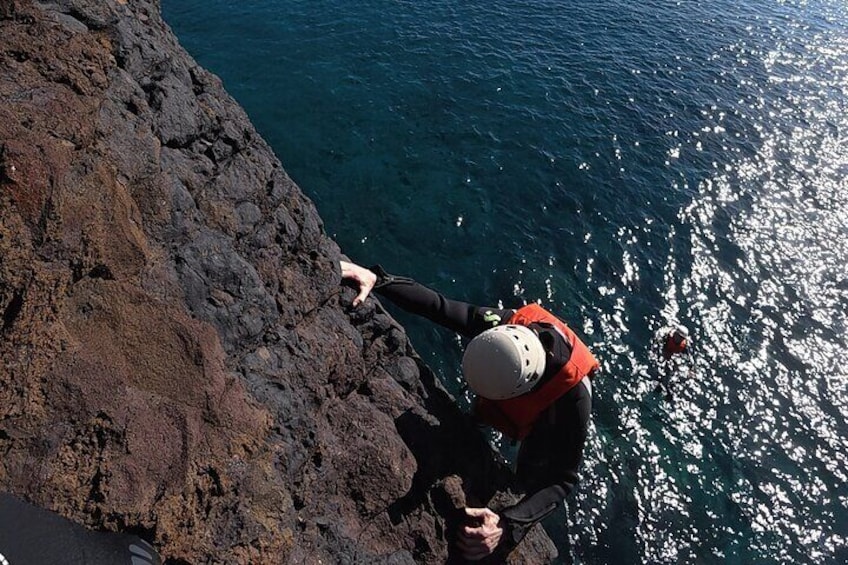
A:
161 1 848 562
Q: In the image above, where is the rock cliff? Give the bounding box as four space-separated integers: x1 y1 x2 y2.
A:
0 0 556 562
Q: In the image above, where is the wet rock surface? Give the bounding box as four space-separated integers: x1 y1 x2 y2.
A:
0 1 556 562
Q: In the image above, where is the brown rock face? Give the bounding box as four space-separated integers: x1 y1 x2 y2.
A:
0 0 556 563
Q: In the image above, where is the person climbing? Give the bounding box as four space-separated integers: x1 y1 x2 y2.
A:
0 493 161 565
340 260 600 561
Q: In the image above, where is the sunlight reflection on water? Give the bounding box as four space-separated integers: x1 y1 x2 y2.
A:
578 15 848 563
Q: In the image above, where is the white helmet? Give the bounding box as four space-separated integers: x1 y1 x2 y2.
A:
461 325 547 400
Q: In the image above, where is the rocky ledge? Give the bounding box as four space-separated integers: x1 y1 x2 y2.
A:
0 1 556 562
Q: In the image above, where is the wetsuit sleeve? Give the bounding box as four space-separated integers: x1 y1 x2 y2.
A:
499 484 570 545
0 493 161 565
499 381 592 545
369 265 513 337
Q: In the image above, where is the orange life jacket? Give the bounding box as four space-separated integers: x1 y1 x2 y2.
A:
473 304 600 440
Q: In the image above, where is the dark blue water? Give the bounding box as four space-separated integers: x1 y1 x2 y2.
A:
162 1 848 562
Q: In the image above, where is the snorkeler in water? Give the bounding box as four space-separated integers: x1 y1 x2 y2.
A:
662 326 689 360
655 325 692 400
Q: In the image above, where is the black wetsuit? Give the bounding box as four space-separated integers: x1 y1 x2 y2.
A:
0 493 161 565
371 267 592 546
